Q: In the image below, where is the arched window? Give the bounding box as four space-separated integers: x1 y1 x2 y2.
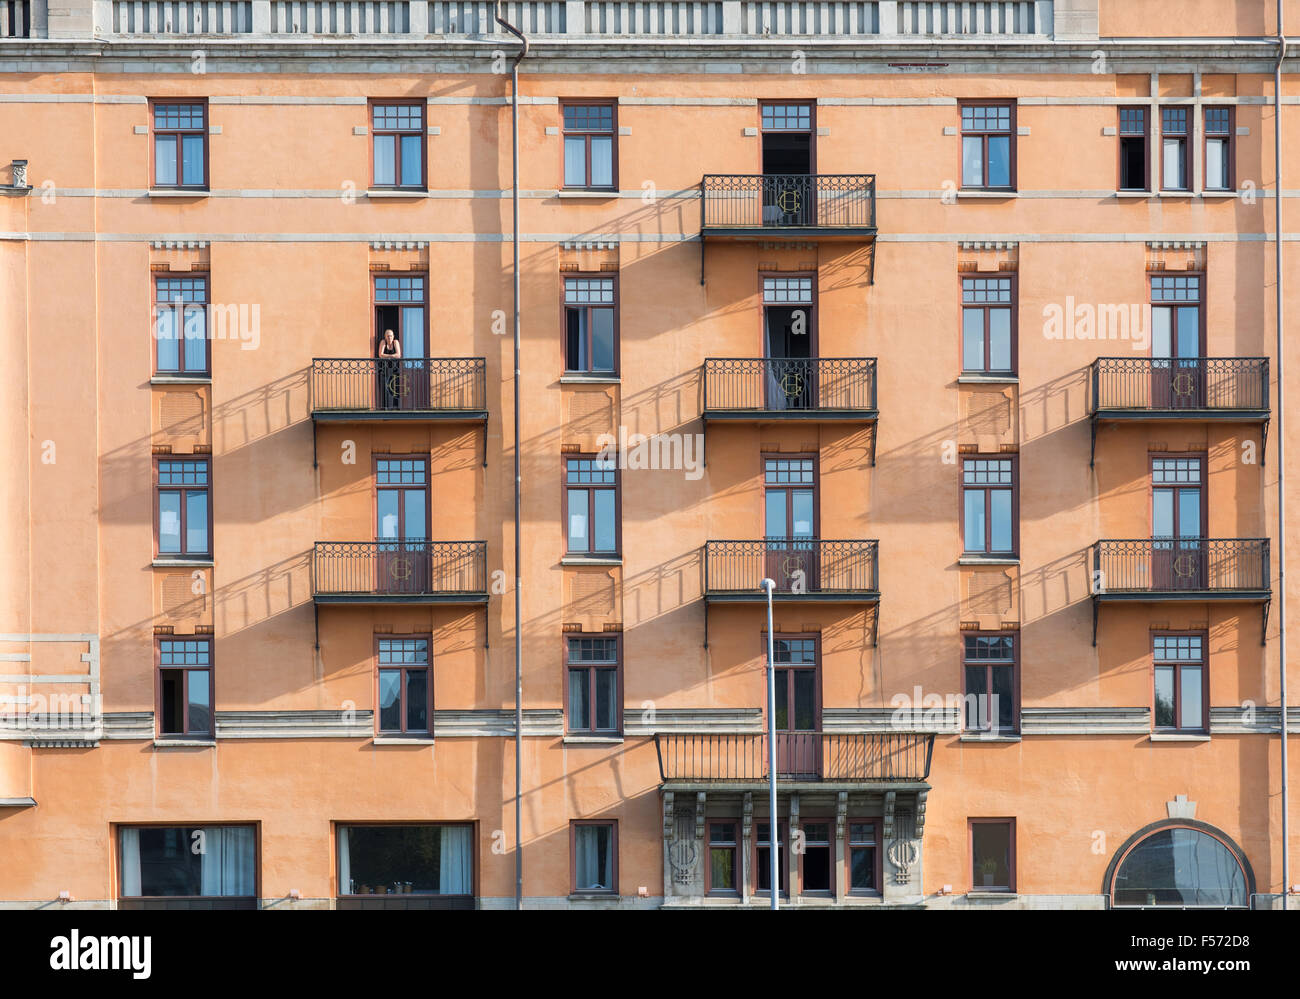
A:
1109 822 1251 908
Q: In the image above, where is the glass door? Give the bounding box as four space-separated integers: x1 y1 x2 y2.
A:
375 275 428 411
763 456 818 592
1150 275 1203 410
773 638 819 778
376 458 430 594
1151 456 1204 591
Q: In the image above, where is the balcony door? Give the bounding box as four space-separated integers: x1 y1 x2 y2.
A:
773 637 820 778
762 275 816 411
375 275 429 411
1150 275 1204 410
1151 456 1205 591
764 455 818 592
760 102 815 226
376 457 430 594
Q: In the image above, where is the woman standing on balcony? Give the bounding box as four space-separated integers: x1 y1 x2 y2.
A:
377 328 402 409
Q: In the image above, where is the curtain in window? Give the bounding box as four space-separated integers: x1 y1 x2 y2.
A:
199 826 255 897
337 827 351 895
438 825 472 895
575 825 611 890
120 828 142 896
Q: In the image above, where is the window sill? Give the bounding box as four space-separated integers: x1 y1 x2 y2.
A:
568 892 620 901
1148 733 1211 742
967 891 1017 899
957 190 1018 199
958 556 1019 566
1200 190 1239 199
1157 190 1195 198
154 738 216 748
373 736 435 745
561 556 622 566
563 735 624 745
560 374 620 384
148 189 208 198
153 558 214 568
1114 190 1152 198
957 374 1018 384
556 189 619 199
959 734 1021 742
151 375 212 385
367 189 427 199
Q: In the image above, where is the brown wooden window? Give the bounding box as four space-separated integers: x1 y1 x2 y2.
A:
377 636 431 736
564 275 617 374
799 820 833 895
961 456 1017 556
571 820 617 894
151 100 207 189
1161 106 1189 191
156 458 211 558
566 635 620 734
970 818 1016 893
848 820 880 895
755 820 788 896
564 455 619 556
1119 107 1149 191
157 637 213 738
561 102 616 190
1204 107 1233 191
960 102 1014 190
961 275 1015 374
118 825 255 904
706 820 739 895
963 632 1018 734
371 102 425 189
154 274 209 375
1153 633 1207 733
338 823 473 898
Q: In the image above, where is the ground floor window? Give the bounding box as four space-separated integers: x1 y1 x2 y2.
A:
970 818 1015 893
1110 823 1249 908
848 820 880 895
119 825 255 900
338 824 473 897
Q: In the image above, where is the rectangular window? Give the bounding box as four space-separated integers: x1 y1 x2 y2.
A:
963 633 1018 734
1204 107 1233 191
961 456 1016 556
153 275 209 376
1161 107 1189 191
566 635 620 734
157 638 213 738
562 102 616 190
707 820 739 895
848 821 879 895
376 637 431 736
564 276 617 373
371 102 424 189
151 101 207 190
960 103 1014 190
800 820 832 895
755 820 788 895
1119 107 1148 191
970 818 1015 893
960 276 1015 374
118 825 255 902
338 824 473 897
572 821 617 894
1153 633 1207 733
156 458 211 558
564 455 619 556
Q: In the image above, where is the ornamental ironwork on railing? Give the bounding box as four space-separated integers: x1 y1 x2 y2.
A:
701 174 877 231
313 541 488 598
704 357 877 414
704 540 879 596
311 357 486 415
655 732 934 782
1093 539 1270 595
1091 357 1268 414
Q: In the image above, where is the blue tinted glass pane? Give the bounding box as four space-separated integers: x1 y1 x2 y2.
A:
964 491 985 551
593 490 616 552
590 309 614 371
962 310 984 370
183 307 206 370
567 489 588 551
159 492 181 552
156 307 179 370
962 136 982 186
378 670 401 730
181 135 204 186
400 134 422 186
374 135 395 186
186 491 208 553
989 310 1012 370
987 136 1011 187
990 489 1012 552
155 137 177 186
589 136 613 187
564 136 586 186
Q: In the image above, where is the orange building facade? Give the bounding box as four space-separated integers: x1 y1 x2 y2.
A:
0 0 1297 909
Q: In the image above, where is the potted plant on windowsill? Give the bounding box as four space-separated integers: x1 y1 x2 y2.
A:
977 859 999 888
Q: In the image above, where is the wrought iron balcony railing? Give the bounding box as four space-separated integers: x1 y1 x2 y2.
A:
311 357 487 417
1093 539 1270 596
313 541 488 602
704 540 879 599
655 732 934 783
701 174 877 232
703 357 878 417
1091 357 1269 415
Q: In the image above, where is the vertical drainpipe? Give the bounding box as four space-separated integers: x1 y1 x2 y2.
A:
493 1 529 912
1274 6 1289 912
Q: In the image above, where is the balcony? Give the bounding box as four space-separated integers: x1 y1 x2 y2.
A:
703 358 879 459
1090 357 1269 465
312 541 488 606
655 732 933 789
1091 538 1271 644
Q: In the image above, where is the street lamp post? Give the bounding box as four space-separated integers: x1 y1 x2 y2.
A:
762 577 778 911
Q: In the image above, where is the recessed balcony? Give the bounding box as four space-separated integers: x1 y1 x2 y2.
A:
312 541 488 606
1091 538 1271 644
655 732 933 790
1090 357 1269 465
